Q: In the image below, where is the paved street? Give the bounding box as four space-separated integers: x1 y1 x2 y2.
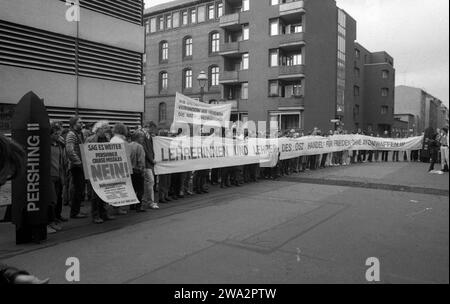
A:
0 162 448 284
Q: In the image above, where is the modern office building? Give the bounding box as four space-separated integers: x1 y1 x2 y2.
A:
0 0 145 135
144 0 395 133
395 85 449 134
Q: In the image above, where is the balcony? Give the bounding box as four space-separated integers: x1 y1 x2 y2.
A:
279 65 305 80
279 1 305 17
278 32 305 49
219 41 240 57
220 70 239 84
277 96 305 109
219 13 241 30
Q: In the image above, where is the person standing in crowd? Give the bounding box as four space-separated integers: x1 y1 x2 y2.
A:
440 127 449 172
129 131 147 213
48 122 68 234
157 127 172 203
85 121 116 224
0 134 50 284
110 123 130 215
424 127 441 173
66 116 88 219
392 131 400 162
381 130 390 162
142 122 159 210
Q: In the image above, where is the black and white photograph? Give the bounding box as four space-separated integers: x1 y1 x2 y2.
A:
0 0 449 291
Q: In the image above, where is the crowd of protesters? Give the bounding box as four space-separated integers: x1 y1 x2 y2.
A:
15 116 447 235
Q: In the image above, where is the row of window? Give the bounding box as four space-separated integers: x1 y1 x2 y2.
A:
353 105 392 117
353 87 391 97
157 39 302 69
354 68 391 80
147 1 224 34
158 70 303 100
158 32 220 62
158 66 221 92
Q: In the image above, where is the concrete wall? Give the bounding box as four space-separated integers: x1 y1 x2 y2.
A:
0 65 144 112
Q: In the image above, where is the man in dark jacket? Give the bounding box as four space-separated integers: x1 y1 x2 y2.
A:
66 116 87 219
142 122 158 209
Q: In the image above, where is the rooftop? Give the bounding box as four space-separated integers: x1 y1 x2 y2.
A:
144 0 208 16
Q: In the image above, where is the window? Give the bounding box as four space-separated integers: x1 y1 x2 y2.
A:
159 72 168 91
173 12 180 28
269 49 279 67
242 0 250 12
182 11 188 25
184 37 193 57
270 19 279 36
183 69 193 89
354 104 360 115
150 18 156 33
190 8 197 24
217 3 223 17
242 24 249 40
210 32 220 53
381 106 389 115
158 16 164 31
241 82 249 99
355 48 360 59
160 41 169 62
159 103 167 122
271 0 280 5
354 86 360 97
145 20 150 34
241 53 249 70
382 70 389 79
166 14 172 29
198 6 206 22
381 88 389 97
208 4 215 19
269 80 279 96
354 67 360 78
210 66 220 87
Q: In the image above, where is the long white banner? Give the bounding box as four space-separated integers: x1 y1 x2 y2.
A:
174 92 232 127
154 135 424 175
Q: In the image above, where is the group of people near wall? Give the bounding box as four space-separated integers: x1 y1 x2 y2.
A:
3 117 450 236
0 121 448 284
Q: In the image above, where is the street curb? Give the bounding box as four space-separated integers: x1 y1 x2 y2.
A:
281 176 450 196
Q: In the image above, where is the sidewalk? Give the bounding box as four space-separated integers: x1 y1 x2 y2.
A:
1 161 448 260
288 161 449 195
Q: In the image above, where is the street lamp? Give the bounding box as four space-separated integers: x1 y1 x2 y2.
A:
197 71 208 103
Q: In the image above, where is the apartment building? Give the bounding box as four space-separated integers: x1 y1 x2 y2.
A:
395 85 449 134
144 0 395 133
0 0 145 134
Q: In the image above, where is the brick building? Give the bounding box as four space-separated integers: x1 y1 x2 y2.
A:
144 0 395 134
395 85 449 134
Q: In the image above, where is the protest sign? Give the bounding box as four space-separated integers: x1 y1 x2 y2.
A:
153 135 424 174
81 142 139 207
174 92 232 126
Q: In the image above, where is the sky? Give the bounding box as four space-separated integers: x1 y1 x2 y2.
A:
144 0 450 107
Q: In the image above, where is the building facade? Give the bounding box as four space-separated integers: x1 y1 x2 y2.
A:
144 0 395 134
395 85 449 134
0 0 145 134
